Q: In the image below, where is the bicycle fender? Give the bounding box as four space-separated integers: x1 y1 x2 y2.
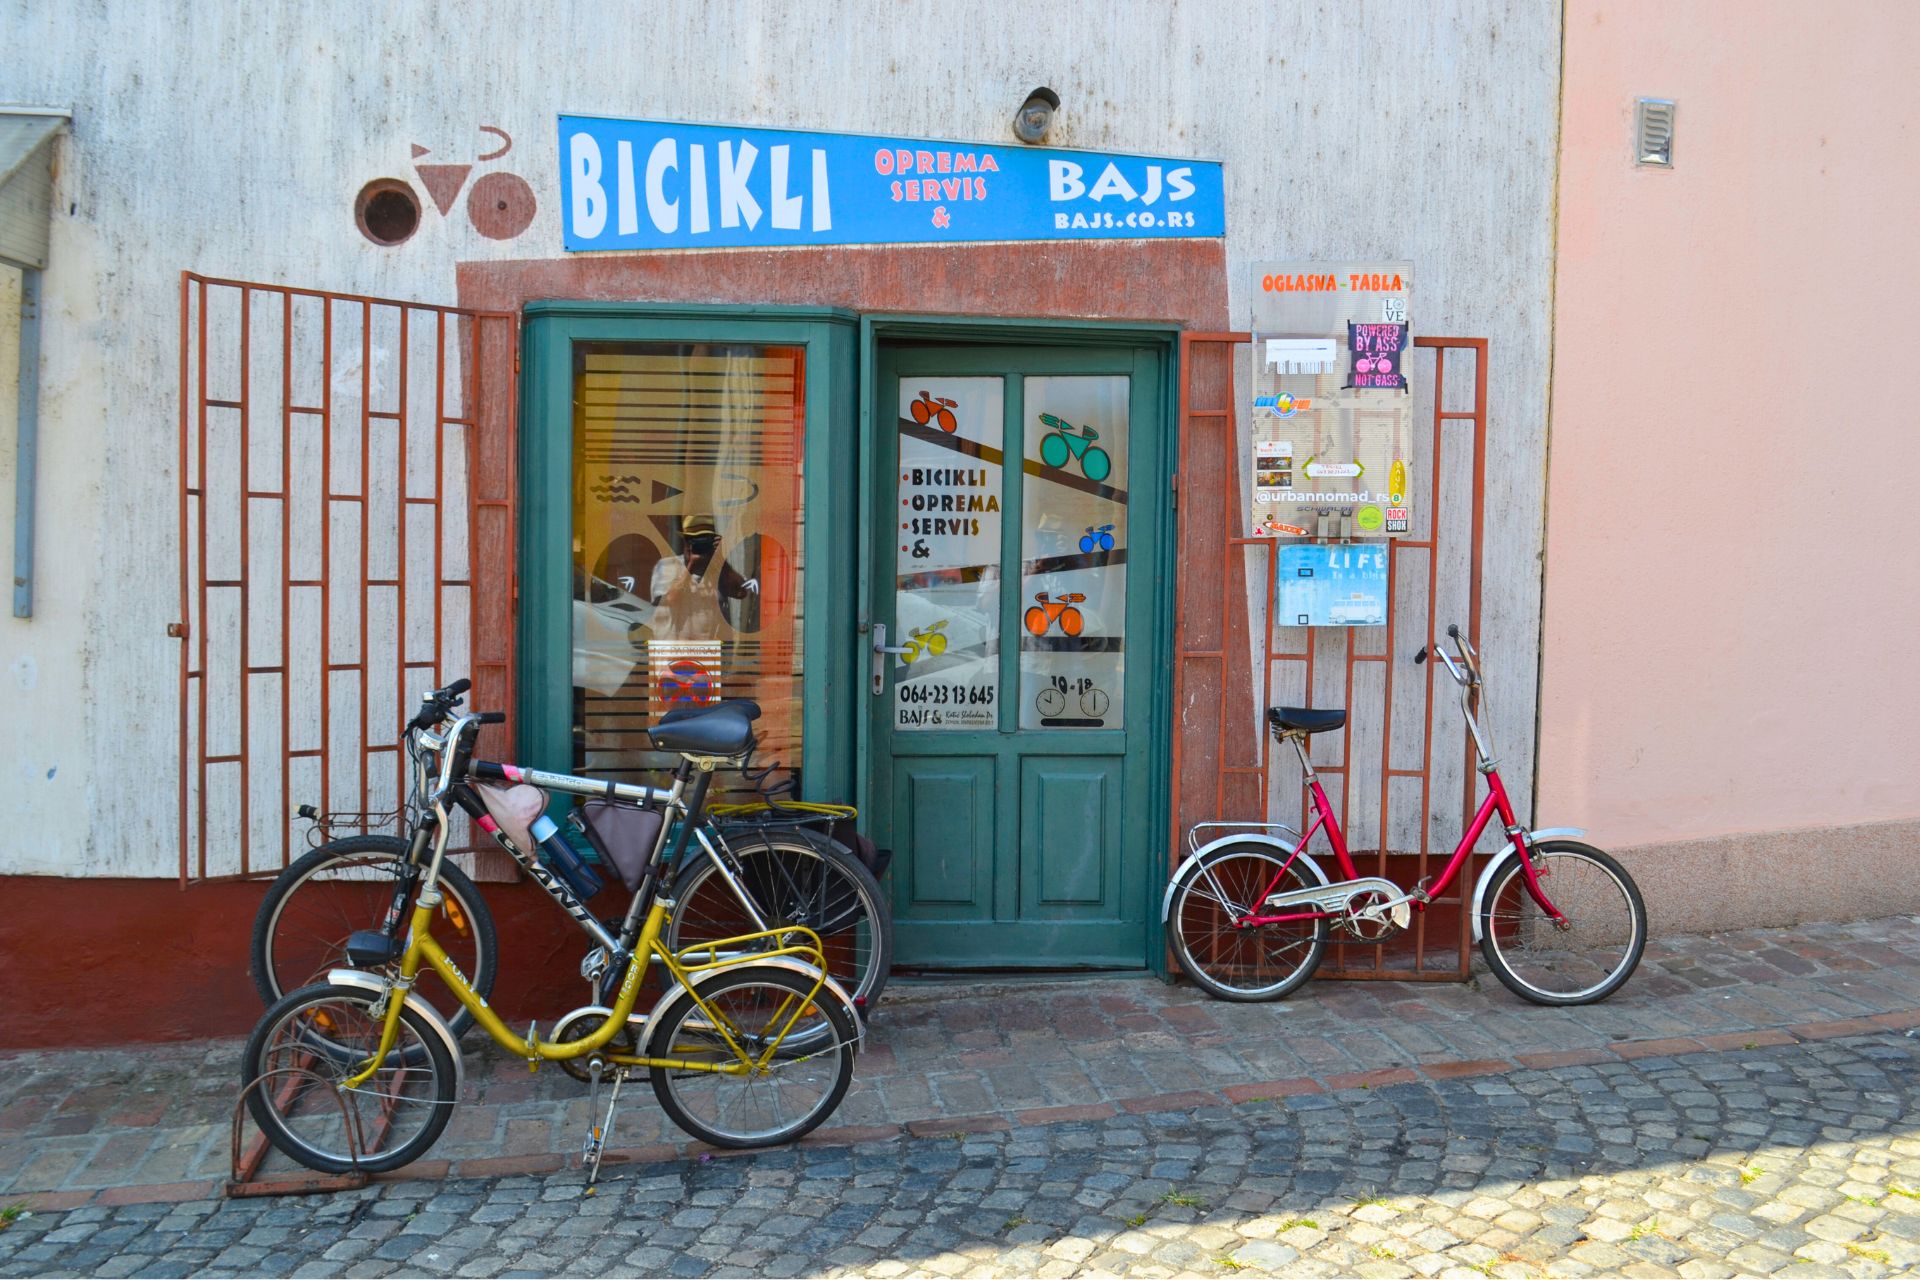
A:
639 959 865 1057
1467 829 1588 943
1160 830 1322 923
324 967 466 1096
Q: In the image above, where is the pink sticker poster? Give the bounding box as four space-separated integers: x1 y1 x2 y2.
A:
1346 322 1409 391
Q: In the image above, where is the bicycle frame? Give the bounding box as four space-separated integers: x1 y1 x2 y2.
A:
345 721 838 1089
344 893 833 1088
1228 631 1567 931
396 737 787 978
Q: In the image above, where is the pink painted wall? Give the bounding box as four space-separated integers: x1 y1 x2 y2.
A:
1538 2 1920 847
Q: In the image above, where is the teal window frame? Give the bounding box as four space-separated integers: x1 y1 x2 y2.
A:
518 302 860 802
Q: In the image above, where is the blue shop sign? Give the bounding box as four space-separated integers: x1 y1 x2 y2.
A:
558 115 1224 251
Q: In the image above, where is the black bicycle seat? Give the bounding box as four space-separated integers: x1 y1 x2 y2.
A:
648 704 756 756
1267 706 1347 735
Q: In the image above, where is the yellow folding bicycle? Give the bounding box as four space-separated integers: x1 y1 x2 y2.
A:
241 704 861 1176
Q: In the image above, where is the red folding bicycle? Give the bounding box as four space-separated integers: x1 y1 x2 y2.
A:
1163 626 1646 1005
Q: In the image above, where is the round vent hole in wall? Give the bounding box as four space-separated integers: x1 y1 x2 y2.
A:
355 179 421 245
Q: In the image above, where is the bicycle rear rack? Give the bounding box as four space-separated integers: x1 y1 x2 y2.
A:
1185 820 1300 856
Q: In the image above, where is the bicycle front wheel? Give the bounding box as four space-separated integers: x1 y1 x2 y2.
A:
1167 842 1329 1001
668 832 892 1013
1478 840 1646 1006
241 982 457 1174
250 836 497 1039
647 965 857 1149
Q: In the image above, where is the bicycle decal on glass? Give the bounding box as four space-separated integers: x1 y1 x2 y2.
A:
1035 675 1109 726
1078 524 1116 553
908 391 959 433
1024 592 1086 637
901 620 949 663
1037 413 1112 483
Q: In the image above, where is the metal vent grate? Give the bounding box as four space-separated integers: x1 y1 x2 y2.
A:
1635 98 1676 167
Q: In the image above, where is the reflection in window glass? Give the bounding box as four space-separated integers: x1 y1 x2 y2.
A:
1020 376 1128 730
893 379 1004 731
571 343 804 797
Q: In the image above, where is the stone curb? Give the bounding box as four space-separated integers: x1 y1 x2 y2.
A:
15 1012 1914 1211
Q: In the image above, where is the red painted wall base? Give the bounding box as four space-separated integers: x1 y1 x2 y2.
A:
0 876 625 1050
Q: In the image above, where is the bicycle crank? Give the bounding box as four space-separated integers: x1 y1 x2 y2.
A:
1263 876 1412 933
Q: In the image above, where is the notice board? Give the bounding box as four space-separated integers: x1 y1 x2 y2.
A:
1246 262 1414 540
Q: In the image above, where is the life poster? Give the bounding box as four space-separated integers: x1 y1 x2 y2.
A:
1277 544 1389 628
894 378 1004 729
1246 262 1416 540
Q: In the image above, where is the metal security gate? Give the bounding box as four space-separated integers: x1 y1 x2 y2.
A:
175 272 518 883
1171 333 1489 979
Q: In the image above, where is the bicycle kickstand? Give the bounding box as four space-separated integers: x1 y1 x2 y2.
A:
582 1060 624 1186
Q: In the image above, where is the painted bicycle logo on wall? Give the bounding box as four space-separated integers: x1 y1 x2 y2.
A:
354 125 539 247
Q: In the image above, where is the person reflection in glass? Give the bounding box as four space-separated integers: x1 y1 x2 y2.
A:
649 513 759 641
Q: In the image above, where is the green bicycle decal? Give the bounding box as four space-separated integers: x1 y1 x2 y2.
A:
1037 413 1112 483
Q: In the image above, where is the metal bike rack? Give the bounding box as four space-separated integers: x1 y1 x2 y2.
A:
227 1065 370 1198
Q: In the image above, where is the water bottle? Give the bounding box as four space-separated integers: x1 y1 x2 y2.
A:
531 813 604 901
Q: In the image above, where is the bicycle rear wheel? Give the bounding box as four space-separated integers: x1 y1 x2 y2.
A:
647 965 857 1149
1478 840 1646 1005
667 831 892 1013
241 982 457 1174
1167 842 1329 1001
250 836 497 1039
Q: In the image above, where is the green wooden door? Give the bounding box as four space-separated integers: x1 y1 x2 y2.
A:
867 344 1164 967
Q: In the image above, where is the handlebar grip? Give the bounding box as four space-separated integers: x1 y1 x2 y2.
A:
477 711 506 725
446 677 472 697
1414 647 1428 665
1446 624 1461 640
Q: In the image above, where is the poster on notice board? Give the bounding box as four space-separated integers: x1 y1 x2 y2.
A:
1247 263 1414 540
1277 544 1389 628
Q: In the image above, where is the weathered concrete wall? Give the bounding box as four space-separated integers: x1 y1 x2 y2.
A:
1538 0 1920 924
4 0 1561 876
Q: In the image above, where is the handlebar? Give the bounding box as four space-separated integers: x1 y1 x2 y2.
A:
405 677 477 733
1414 627 1481 688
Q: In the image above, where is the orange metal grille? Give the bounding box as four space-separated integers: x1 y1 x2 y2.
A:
1172 333 1490 980
175 273 518 883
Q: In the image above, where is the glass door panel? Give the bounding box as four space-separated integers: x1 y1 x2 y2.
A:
892 378 1005 731
1019 376 1129 730
571 342 805 798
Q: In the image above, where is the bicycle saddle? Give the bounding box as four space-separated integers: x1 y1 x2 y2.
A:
648 703 756 756
1267 706 1346 734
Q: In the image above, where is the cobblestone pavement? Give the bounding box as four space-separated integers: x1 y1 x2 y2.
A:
3 1031 1919 1277
2 916 1918 1199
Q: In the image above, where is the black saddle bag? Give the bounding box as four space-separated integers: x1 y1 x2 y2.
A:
573 797 666 893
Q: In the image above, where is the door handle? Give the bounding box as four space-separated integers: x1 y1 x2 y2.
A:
870 623 912 695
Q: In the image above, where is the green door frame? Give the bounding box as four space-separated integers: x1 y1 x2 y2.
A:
517 303 1180 975
518 302 860 802
857 315 1181 975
